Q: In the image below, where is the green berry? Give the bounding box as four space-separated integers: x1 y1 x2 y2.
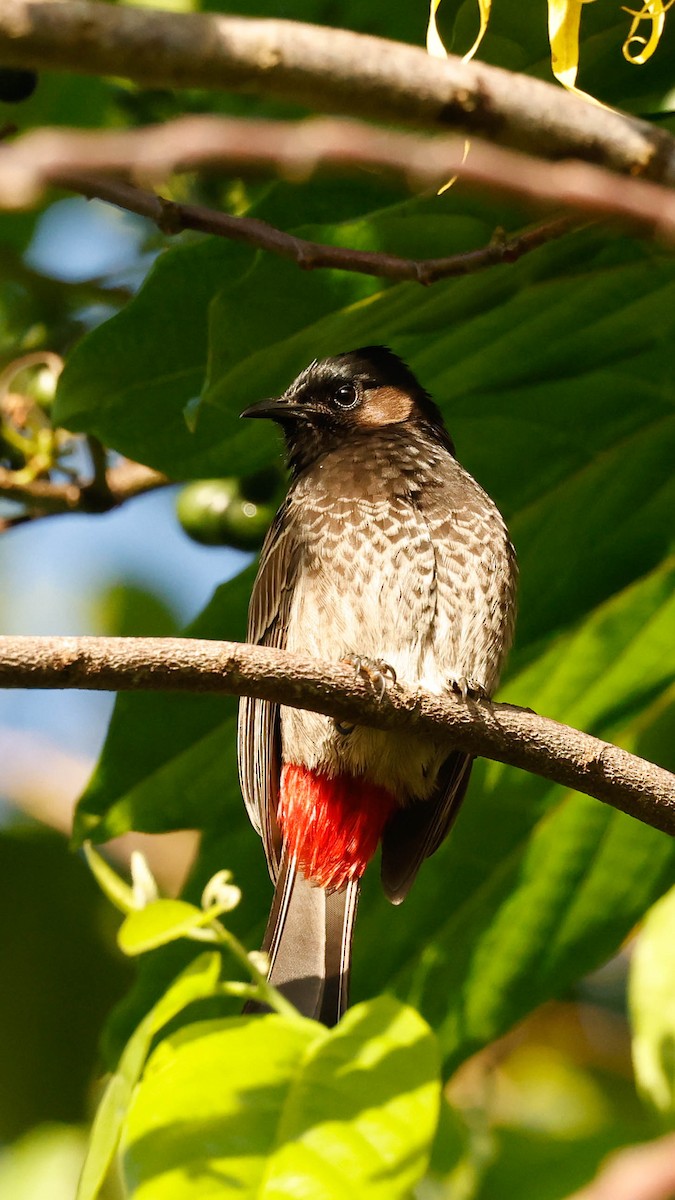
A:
176 479 273 550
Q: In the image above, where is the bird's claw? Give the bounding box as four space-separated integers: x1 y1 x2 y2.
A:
449 675 488 702
342 654 397 702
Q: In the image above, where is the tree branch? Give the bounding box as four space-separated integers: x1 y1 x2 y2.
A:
0 633 672 836
55 169 574 286
2 115 675 230
1 2 674 184
0 460 169 516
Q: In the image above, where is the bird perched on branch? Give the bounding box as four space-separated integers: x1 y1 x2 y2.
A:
238 346 517 1026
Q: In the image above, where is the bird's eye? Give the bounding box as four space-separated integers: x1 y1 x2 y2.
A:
333 383 358 410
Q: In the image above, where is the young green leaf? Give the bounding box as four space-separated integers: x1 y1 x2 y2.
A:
118 900 213 956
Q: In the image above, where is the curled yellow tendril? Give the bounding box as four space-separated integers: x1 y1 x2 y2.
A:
426 0 492 63
622 0 674 64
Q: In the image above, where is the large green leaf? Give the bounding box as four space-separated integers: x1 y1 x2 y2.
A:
121 998 439 1200
630 882 675 1117
54 237 256 477
68 207 675 1073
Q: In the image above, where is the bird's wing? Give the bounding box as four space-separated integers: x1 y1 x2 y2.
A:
380 751 473 904
237 501 301 881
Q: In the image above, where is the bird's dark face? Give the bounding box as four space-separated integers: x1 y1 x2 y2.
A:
241 346 453 473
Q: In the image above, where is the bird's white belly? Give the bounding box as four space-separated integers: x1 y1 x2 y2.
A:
281 531 448 799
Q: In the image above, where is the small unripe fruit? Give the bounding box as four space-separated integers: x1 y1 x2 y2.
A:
176 478 273 550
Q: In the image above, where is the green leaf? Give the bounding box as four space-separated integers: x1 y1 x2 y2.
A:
77 953 223 1200
68 217 675 1076
0 1126 87 1200
118 900 210 956
54 238 255 478
630 883 675 1116
122 997 440 1200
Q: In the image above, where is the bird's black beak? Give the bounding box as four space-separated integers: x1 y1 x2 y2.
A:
241 395 316 421
240 398 283 420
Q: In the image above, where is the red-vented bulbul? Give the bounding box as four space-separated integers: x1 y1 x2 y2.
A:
238 346 517 1025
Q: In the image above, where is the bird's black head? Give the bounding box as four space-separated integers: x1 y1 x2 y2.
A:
241 346 453 473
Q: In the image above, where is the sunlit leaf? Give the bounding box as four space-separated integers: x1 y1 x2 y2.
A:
629 883 675 1114
548 0 584 88
426 0 448 58
118 900 210 956
83 843 135 915
0 1126 87 1200
122 998 440 1200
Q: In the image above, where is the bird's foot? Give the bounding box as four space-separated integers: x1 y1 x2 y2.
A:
334 655 397 735
342 654 397 702
448 675 488 702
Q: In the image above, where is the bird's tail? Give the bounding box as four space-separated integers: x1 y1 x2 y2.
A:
246 853 360 1026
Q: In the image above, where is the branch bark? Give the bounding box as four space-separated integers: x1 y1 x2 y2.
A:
0 633 672 836
1 1 674 183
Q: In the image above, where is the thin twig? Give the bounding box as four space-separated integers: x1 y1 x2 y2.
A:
0 633 672 836
57 169 575 284
85 435 112 506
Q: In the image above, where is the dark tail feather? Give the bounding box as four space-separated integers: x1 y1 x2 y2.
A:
318 874 359 1025
245 855 359 1026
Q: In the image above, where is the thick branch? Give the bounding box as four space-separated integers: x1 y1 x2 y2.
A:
0 634 672 836
1 1 674 183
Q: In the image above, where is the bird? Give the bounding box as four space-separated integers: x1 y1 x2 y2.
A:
237 345 517 1026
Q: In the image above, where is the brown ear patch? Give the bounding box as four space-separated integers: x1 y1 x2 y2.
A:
356 385 414 427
